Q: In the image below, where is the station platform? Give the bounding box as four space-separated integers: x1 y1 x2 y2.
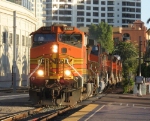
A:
62 93 150 121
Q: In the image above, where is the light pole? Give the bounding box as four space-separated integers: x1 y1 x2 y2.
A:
137 36 142 96
12 11 17 93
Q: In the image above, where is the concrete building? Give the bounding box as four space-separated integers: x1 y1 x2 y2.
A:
6 0 32 10
0 0 37 87
43 0 141 27
7 0 44 29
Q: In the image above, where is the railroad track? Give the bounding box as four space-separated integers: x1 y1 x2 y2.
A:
0 105 78 121
0 86 123 121
0 88 29 93
0 107 43 121
0 94 102 121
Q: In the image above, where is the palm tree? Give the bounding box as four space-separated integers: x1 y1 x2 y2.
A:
113 41 138 78
113 41 138 62
147 18 150 24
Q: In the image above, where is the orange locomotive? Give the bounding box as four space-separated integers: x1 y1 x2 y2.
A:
29 24 122 105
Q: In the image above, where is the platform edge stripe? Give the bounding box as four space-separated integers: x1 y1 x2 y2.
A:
62 104 99 121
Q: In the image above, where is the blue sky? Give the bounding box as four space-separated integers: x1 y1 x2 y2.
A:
141 0 150 28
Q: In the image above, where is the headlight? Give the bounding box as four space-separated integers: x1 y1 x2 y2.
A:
64 70 71 76
52 45 58 53
37 70 44 76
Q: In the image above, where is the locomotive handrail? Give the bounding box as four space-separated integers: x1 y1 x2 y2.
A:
28 58 43 79
65 59 83 89
90 64 97 75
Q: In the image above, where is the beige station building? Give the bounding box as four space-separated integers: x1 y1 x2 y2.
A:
0 0 37 87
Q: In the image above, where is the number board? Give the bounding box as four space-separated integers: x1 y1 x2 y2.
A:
42 27 51 31
63 27 74 31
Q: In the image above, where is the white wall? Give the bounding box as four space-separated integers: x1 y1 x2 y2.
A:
0 0 37 87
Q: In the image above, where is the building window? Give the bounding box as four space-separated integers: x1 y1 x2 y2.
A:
16 34 19 45
93 7 98 11
101 1 105 5
77 24 84 28
136 2 141 7
86 0 91 4
107 1 114 5
53 10 58 14
93 19 98 23
108 7 114 11
93 0 98 4
107 19 114 23
29 37 32 47
107 13 114 17
136 8 141 12
77 17 84 22
123 33 130 41
77 5 84 9
101 13 105 17
77 11 84 16
26 37 28 46
22 35 25 46
114 37 119 45
86 12 91 16
101 7 105 11
136 14 141 18
86 6 91 10
101 19 105 22
9 33 12 44
86 19 91 22
2 32 7 43
93 12 98 17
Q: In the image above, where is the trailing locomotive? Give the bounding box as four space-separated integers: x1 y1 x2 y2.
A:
29 24 122 106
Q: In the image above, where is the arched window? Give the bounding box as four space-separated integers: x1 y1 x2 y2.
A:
123 33 130 41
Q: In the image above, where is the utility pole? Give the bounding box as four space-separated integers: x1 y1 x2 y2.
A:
139 36 142 76
12 11 17 93
137 36 142 96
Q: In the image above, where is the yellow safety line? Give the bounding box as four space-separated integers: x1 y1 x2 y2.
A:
62 104 99 121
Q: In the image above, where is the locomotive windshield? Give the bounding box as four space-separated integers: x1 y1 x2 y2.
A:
59 34 82 48
32 34 56 47
34 34 56 42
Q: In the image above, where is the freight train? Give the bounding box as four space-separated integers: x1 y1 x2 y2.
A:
29 24 122 106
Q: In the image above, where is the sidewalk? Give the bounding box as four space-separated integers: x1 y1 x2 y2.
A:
119 93 150 100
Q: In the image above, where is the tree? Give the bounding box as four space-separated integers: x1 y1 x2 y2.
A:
113 41 138 93
113 41 138 77
89 22 114 53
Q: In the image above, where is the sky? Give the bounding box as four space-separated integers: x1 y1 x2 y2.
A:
141 0 150 28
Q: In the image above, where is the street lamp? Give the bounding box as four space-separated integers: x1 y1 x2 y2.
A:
12 11 17 93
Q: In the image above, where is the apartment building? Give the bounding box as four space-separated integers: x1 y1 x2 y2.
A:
43 0 141 27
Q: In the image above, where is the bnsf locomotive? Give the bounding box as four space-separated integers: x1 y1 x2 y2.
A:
29 24 122 106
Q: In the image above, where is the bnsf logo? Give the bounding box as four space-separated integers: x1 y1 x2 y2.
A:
50 58 72 64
